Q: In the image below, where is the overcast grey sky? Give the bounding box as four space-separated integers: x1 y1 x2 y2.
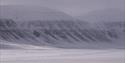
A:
0 0 125 16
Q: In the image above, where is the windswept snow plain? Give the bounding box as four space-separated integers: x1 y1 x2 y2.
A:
0 49 125 63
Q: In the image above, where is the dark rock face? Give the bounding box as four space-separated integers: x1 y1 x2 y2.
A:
0 19 17 29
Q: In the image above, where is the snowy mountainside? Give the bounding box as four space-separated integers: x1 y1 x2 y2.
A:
0 19 17 29
0 19 124 49
0 6 124 49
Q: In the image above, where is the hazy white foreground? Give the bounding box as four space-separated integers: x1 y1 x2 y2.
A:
0 49 124 63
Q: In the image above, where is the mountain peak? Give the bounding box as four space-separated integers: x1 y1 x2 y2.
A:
0 5 74 21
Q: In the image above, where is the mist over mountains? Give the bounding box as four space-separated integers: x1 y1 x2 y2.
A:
78 8 125 23
0 6 125 49
0 5 75 21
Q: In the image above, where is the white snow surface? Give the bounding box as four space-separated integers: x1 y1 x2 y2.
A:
0 49 125 63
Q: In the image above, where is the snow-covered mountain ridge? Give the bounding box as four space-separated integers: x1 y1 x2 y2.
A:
0 6 124 49
0 18 124 49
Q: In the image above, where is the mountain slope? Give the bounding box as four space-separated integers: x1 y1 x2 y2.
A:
0 19 124 49
0 5 75 21
0 6 124 49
